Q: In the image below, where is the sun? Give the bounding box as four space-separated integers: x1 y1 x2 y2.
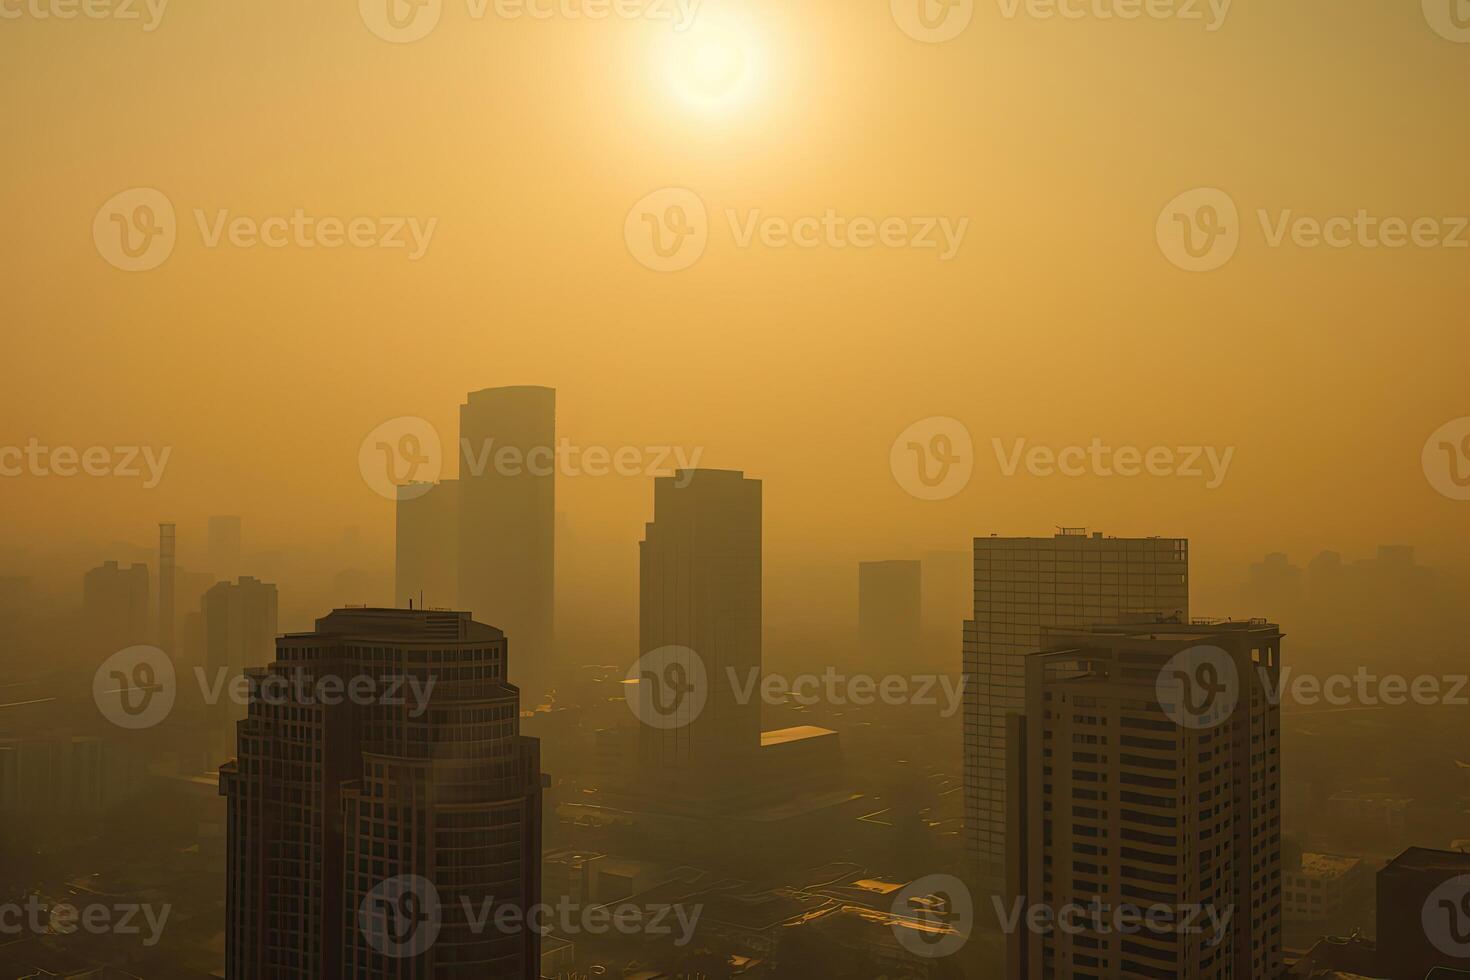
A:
660 11 769 117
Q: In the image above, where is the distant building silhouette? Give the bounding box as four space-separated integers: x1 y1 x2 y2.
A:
220 608 544 979
963 530 1189 893
1007 619 1284 978
631 470 847 824
858 560 922 668
202 576 278 761
637 469 762 807
458 386 556 699
203 577 278 683
208 515 243 581
395 479 459 610
921 549 971 669
81 560 150 658
1243 551 1303 622
158 522 176 653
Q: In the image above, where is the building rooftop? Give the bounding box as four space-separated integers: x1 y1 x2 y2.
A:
286 607 503 642
1295 853 1363 880
760 726 838 747
1382 846 1470 873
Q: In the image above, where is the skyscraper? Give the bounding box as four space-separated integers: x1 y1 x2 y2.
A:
395 479 459 610
158 521 176 653
857 559 922 668
202 577 279 759
81 560 150 658
921 549 971 668
203 576 279 682
963 530 1189 893
458 386 555 698
208 515 243 581
637 469 762 806
1006 619 1283 978
220 607 543 979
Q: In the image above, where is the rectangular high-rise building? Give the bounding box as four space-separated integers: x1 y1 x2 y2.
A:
636 470 762 807
857 560 922 667
1008 619 1283 979
203 576 279 681
220 608 544 980
208 515 243 581
396 479 459 610
203 575 279 760
963 531 1189 892
458 386 555 699
158 522 176 653
82 560 150 658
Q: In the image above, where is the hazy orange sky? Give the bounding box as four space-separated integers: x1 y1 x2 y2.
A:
4 0 1469 634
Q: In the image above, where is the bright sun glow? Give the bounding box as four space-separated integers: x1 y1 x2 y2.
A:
660 12 769 117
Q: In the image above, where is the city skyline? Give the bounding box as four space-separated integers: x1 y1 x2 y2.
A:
7 0 1470 973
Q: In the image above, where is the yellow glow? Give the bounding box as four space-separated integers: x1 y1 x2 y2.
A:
660 12 769 116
